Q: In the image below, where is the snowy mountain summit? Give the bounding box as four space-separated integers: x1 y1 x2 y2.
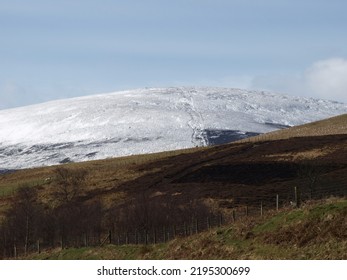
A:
1 87 347 170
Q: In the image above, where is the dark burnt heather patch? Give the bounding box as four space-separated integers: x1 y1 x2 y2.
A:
110 134 347 214
173 162 299 185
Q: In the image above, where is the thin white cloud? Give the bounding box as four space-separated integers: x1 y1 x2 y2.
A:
251 58 347 103
304 58 347 102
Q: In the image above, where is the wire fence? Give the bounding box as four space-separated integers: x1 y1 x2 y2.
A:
1 182 347 259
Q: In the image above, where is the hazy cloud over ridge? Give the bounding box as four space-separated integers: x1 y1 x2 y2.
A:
252 58 347 103
304 58 347 102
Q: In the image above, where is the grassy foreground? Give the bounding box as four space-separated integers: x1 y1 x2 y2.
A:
26 198 347 260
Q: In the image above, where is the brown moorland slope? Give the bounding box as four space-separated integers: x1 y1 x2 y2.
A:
1 113 347 258
1 114 347 213
243 113 347 142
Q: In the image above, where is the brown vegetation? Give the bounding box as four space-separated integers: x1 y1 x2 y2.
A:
1 114 347 259
240 113 347 142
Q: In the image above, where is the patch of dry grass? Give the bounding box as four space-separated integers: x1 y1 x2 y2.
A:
264 147 336 161
0 146 204 214
240 113 347 143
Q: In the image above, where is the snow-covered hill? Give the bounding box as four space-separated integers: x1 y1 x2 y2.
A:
1 87 346 170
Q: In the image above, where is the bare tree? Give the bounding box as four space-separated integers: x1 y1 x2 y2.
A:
53 167 87 204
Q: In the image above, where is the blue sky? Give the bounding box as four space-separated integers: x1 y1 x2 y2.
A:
1 0 347 109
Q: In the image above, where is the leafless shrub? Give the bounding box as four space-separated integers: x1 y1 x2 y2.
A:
52 167 88 204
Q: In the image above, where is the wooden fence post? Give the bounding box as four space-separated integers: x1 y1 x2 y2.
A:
153 228 157 244
108 230 112 244
294 186 300 208
260 201 263 217
163 226 166 243
276 194 279 211
14 243 17 259
173 225 176 239
37 240 41 254
83 233 87 247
